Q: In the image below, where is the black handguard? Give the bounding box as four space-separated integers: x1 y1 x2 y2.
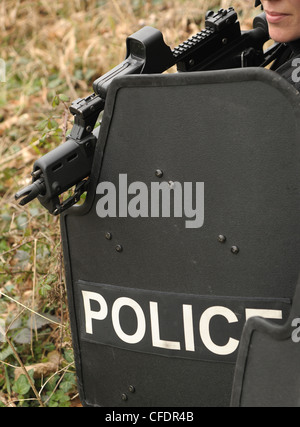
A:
16 8 278 215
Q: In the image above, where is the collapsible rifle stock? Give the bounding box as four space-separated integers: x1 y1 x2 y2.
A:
15 7 284 215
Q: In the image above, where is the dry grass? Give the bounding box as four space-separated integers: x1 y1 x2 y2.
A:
0 0 255 407
0 0 254 156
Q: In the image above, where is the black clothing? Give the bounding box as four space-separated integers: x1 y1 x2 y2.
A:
274 39 300 92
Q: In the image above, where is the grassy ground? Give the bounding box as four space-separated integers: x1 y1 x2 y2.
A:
0 0 256 407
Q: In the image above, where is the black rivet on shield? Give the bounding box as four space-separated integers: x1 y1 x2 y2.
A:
121 393 128 401
105 232 112 240
129 385 135 393
218 235 226 243
116 244 123 253
231 245 239 254
155 169 164 178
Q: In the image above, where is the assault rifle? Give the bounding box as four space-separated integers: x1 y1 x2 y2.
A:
15 8 286 215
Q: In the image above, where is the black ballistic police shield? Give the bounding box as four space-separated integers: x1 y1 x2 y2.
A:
231 273 300 407
60 67 300 407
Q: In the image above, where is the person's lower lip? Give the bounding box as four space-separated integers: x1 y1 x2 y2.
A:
265 11 290 24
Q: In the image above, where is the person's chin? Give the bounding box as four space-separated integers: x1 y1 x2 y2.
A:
269 27 296 43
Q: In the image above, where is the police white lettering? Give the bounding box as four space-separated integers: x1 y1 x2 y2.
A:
112 297 146 344
199 306 239 355
150 301 181 350
81 290 284 357
183 304 195 351
245 308 282 321
82 291 108 334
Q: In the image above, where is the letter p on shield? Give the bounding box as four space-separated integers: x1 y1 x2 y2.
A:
82 291 108 334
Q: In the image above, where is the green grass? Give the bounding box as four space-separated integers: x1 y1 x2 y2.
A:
0 0 253 407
